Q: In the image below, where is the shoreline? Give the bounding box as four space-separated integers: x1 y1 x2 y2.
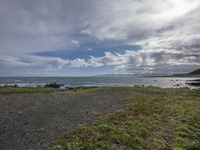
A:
0 76 200 89
0 80 200 90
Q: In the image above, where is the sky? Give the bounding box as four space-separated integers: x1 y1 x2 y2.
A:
0 0 200 76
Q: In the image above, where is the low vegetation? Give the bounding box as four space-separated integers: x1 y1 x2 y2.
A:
0 86 106 95
53 87 200 150
0 87 55 94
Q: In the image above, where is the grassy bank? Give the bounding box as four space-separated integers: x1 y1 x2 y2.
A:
53 87 200 150
0 87 56 94
0 86 109 95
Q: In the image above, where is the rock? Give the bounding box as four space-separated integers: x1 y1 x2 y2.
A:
186 82 200 87
45 82 63 88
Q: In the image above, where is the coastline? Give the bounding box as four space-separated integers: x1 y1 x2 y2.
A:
147 74 200 78
0 76 200 89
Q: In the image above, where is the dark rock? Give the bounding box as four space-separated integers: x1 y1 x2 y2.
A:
186 82 200 87
45 82 63 88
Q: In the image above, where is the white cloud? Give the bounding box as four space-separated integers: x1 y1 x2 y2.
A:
0 55 69 71
70 58 88 67
81 0 200 41
0 56 30 68
68 49 200 74
71 40 80 46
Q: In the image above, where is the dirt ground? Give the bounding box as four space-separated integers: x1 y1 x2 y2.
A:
0 91 127 150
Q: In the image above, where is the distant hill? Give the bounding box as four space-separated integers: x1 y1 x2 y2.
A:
95 74 139 77
189 69 200 75
173 68 200 77
96 69 200 78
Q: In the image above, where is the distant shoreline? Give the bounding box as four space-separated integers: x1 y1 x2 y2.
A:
146 74 200 78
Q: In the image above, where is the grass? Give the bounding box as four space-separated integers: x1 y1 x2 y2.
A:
53 87 200 150
0 87 56 94
0 86 111 95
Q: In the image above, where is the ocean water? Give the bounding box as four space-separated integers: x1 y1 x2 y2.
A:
0 77 199 88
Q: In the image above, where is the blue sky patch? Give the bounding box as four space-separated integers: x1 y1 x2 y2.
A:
34 41 142 60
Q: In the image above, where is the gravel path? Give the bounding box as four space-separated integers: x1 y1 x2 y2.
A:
0 91 127 150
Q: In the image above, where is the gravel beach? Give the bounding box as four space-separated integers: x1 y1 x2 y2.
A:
0 90 127 150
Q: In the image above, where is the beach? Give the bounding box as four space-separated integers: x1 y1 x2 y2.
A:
0 87 199 150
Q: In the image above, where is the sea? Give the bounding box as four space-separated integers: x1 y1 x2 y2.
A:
0 76 199 89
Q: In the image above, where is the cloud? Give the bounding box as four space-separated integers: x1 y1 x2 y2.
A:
0 0 200 75
0 55 69 71
0 56 30 68
68 50 200 74
71 40 80 46
81 0 200 41
70 58 88 67
0 0 95 56
3 0 199 55
79 0 200 74
1 47 198 75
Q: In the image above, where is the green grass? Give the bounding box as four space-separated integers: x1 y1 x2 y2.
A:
53 87 200 150
0 86 106 95
0 87 56 94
